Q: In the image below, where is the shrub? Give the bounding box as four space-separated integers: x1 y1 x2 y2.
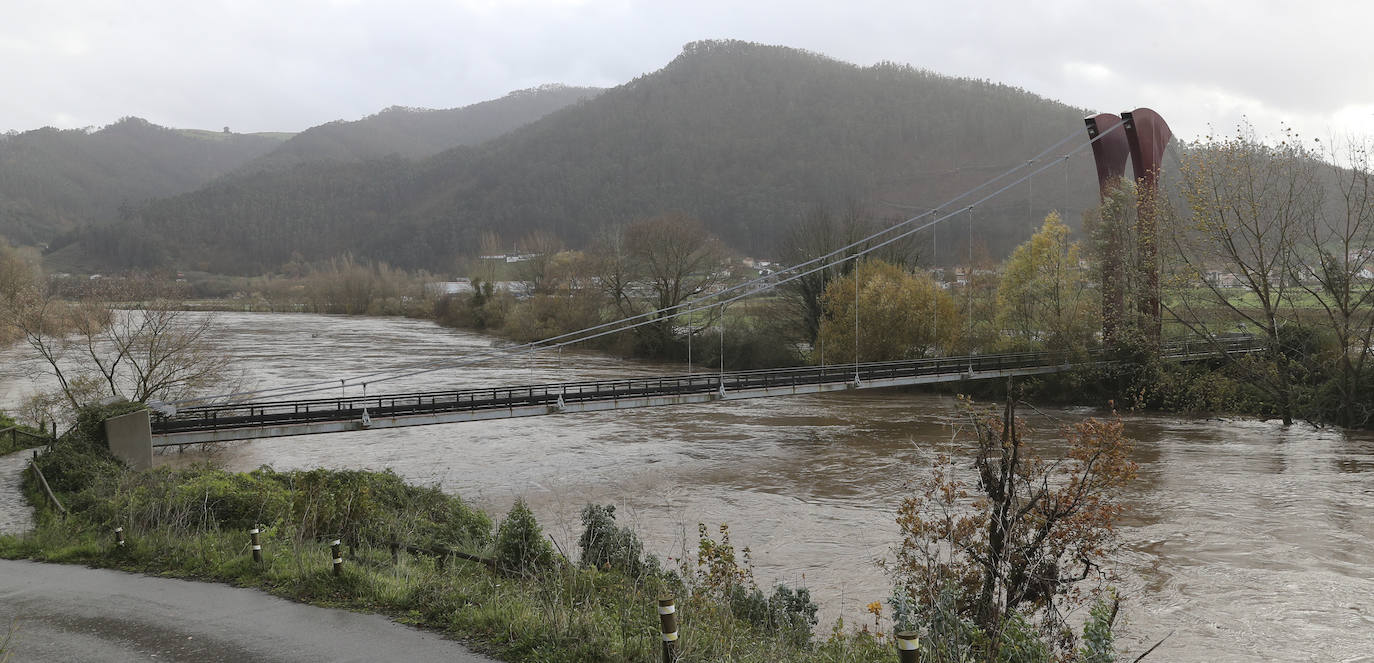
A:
1078 596 1118 663
35 404 128 494
433 282 512 331
577 504 655 578
494 499 555 576
270 468 490 547
173 468 292 530
727 583 819 645
693 523 818 644
501 292 609 343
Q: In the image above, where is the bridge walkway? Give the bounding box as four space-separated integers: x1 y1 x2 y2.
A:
150 338 1261 446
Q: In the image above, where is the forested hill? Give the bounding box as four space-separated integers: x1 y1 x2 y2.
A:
78 40 1106 274
0 118 286 245
240 84 603 172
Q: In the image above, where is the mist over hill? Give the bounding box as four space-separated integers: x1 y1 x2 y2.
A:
63 40 1108 274
3 85 601 257
0 118 285 245
240 84 603 172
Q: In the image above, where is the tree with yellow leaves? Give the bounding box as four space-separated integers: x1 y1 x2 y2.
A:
995 212 1098 351
817 259 959 363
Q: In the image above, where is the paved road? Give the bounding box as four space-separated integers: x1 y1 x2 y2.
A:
0 559 500 662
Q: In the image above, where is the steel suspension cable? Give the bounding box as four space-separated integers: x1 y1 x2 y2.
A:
853 255 860 383
932 211 938 344
686 315 692 375
966 205 974 358
181 126 1122 407
172 125 1117 406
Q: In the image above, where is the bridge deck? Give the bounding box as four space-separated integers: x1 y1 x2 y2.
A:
150 339 1260 446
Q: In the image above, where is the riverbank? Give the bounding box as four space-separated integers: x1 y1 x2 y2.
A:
0 405 893 663
6 311 1373 660
91 292 1340 428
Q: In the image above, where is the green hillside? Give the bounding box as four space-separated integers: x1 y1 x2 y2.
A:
0 118 286 244
240 84 602 172
71 41 1107 274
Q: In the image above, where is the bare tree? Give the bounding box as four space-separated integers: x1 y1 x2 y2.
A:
1167 124 1323 424
473 230 505 287
1291 137 1374 426
777 201 919 344
3 275 231 416
593 223 635 320
514 230 565 295
597 213 728 356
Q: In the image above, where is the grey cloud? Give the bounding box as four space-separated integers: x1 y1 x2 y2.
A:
2 0 1368 143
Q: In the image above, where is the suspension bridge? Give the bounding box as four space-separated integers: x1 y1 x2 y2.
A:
99 108 1204 460
149 338 1262 446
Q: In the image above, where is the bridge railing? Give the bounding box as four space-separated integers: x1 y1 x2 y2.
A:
151 336 1265 435
152 349 1085 434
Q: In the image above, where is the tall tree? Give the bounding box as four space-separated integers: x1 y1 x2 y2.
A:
514 230 565 295
892 395 1136 658
2 275 231 418
777 202 920 344
1083 182 1151 345
816 259 958 363
1292 138 1374 426
995 212 1098 351
1169 124 1323 425
599 213 728 356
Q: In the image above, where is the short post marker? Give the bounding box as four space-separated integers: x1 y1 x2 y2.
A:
657 597 678 663
250 527 263 563
390 541 400 565
114 526 125 547
896 630 920 663
331 539 343 576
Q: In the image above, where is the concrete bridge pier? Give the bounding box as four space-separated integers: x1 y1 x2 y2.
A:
104 409 153 470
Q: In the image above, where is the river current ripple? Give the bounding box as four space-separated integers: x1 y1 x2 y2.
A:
2 311 1371 661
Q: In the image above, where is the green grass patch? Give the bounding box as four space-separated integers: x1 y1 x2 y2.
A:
0 405 900 662
0 412 49 456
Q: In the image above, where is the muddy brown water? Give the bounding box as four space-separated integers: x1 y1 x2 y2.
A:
2 311 1371 661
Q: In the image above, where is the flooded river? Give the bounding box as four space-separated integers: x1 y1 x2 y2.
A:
2 311 1372 660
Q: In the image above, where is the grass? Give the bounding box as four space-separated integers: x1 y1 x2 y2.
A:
0 412 49 456
0 621 13 663
0 501 894 663
0 406 899 663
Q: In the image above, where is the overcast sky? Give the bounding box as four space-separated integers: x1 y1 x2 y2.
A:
4 0 1370 145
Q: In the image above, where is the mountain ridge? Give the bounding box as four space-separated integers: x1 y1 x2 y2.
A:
57 40 1108 274
2 85 602 251
237 84 603 173
0 117 286 244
